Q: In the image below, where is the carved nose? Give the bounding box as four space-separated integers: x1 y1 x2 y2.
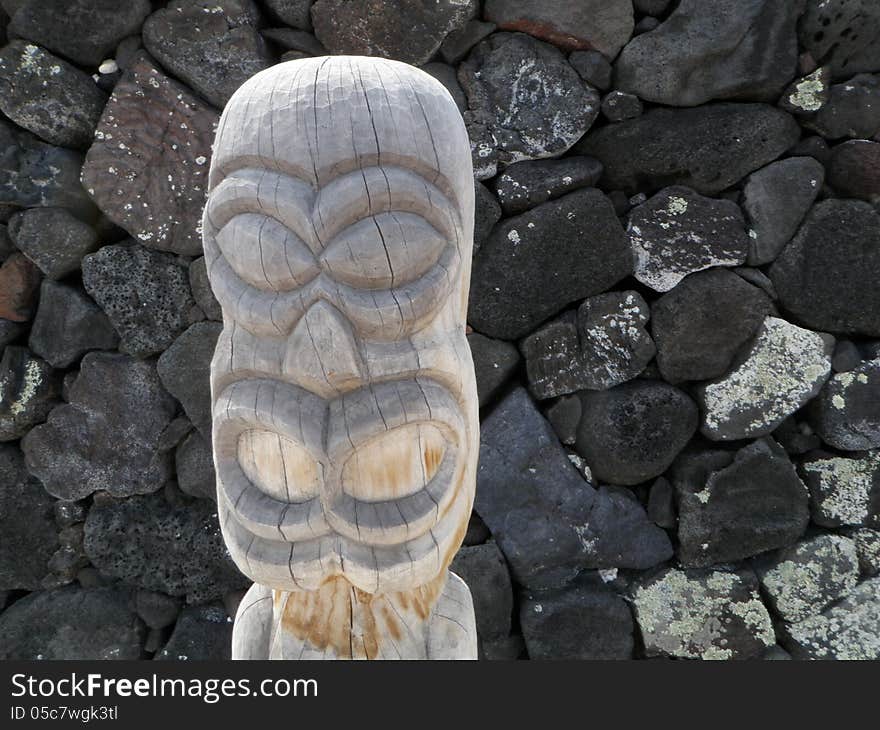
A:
283 300 366 398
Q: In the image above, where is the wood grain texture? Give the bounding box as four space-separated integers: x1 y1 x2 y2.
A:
205 56 477 659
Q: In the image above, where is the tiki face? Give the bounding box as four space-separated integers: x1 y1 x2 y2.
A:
203 57 477 596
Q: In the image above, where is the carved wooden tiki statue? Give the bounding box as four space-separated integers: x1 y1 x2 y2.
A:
202 57 478 659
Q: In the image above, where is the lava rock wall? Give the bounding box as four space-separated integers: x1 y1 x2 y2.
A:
1 0 879 661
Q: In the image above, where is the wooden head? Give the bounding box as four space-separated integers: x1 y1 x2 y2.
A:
202 57 478 598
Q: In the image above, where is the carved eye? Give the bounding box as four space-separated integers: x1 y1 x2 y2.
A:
341 423 446 502
321 212 447 290
217 213 319 292
238 429 321 503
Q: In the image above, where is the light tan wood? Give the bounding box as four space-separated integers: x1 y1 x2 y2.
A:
205 56 478 660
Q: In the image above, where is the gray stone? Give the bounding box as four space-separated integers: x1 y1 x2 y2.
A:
7 0 151 67
157 322 220 439
647 477 676 529
522 291 655 398
260 27 324 55
21 353 176 500
778 67 832 116
633 0 670 15
188 257 221 322
7 207 99 279
546 395 581 446
800 450 880 528
450 542 512 643
696 317 834 441
0 319 25 352
833 340 863 374
492 156 603 215
468 188 631 340
631 568 775 660
484 0 633 58
0 346 59 441
799 0 880 81
263 0 312 29
467 332 520 408
615 0 803 106
576 103 801 195
804 74 880 139
759 534 860 623
473 182 501 254
312 0 475 66
135 589 181 630
459 33 600 166
28 280 118 368
569 50 611 91
827 140 880 203
175 430 216 502
83 492 247 603
82 243 197 358
439 19 495 64
475 388 672 589
771 201 880 337
155 604 232 661
651 269 773 383
741 157 825 266
601 90 642 121
142 0 271 109
0 444 57 590
521 577 634 660
847 528 880 576
0 586 144 660
628 186 749 292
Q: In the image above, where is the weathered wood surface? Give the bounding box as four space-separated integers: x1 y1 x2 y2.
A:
204 56 478 659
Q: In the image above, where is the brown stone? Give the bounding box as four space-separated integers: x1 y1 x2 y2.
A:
0 253 40 322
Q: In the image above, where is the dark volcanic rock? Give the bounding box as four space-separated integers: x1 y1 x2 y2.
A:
7 0 151 67
741 157 825 265
260 27 325 56
468 188 631 340
628 186 749 292
615 0 803 106
473 182 501 254
631 568 775 660
0 252 40 322
804 74 880 139
652 269 773 383
799 0 880 81
188 257 222 322
81 55 218 257
576 103 801 195
459 33 600 166
0 346 59 441
0 121 95 220
157 322 220 440
175 430 216 502
484 0 633 58
264 0 312 30
82 243 197 358
779 67 832 116
312 0 474 65
601 90 642 121
569 50 612 91
155 604 231 661
0 444 58 590
0 41 106 149
450 542 513 644
8 207 99 279
492 157 603 215
28 280 118 368
811 360 880 451
439 18 495 65
827 140 880 203
522 291 654 398
673 439 810 567
142 0 271 109
467 332 520 408
546 395 581 446
83 492 247 603
0 586 144 660
848 528 880 575
476 388 672 589
770 200 880 336
22 353 176 500
575 381 698 486
520 577 634 660
135 590 181 630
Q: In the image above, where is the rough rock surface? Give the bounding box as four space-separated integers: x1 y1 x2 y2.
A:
575 381 698 486
0 346 59 441
468 188 631 339
155 604 231 661
0 586 144 660
7 207 99 280
576 104 800 194
0 444 58 590
779 67 832 116
450 542 513 646
628 186 749 292
142 0 271 109
175 430 216 502
83 493 247 603
651 269 773 383
799 0 880 80
673 440 811 567
492 157 603 215
312 0 474 66
803 451 879 528
631 568 775 660
811 360 880 451
0 41 107 149
0 252 40 322
81 55 218 257
467 332 520 407
697 317 834 441
22 353 176 500
476 388 672 589
188 258 222 322
263 0 312 30
741 157 825 266
614 0 803 106
804 74 880 139
827 140 880 203
82 243 197 358
522 291 654 397
459 33 600 166
849 528 880 576
484 0 633 58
